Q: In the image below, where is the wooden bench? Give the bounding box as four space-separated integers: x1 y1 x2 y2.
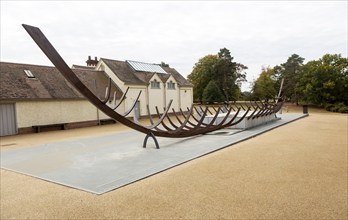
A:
32 123 67 133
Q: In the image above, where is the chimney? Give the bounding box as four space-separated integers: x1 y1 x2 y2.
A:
86 56 98 66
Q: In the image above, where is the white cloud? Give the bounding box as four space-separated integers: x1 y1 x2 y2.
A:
1 1 347 91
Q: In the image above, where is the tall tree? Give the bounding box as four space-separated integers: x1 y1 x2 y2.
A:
160 61 169 67
251 66 277 99
187 48 247 102
276 54 305 102
202 81 225 103
216 48 247 101
296 54 348 105
187 55 219 102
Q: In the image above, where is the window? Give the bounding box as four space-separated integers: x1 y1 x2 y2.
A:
151 79 160 89
24 69 35 78
167 81 175 90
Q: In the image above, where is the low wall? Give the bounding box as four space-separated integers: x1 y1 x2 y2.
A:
16 100 111 128
203 111 279 129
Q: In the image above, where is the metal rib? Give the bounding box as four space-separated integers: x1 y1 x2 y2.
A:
189 111 209 127
249 101 257 110
179 108 198 128
122 90 142 117
229 104 236 112
145 100 173 130
113 87 129 110
165 109 180 129
172 108 194 130
193 106 203 116
235 101 246 111
101 77 112 104
146 105 154 126
247 107 259 120
154 106 176 131
226 107 250 127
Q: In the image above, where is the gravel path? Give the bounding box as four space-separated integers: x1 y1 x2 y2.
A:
1 110 347 219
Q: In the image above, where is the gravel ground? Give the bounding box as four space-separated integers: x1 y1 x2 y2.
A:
1 107 347 219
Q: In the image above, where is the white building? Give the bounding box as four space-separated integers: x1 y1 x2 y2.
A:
0 58 193 136
94 58 193 118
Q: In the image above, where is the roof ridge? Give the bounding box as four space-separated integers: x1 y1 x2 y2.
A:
100 58 124 62
0 61 55 68
126 60 160 66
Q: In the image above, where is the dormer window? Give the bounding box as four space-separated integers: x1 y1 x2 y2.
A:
24 69 35 78
150 79 160 89
167 81 175 90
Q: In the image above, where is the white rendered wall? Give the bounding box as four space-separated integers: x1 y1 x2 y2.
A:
97 60 146 117
125 86 147 117
15 100 110 128
148 74 164 114
165 75 179 112
96 60 126 91
180 87 193 110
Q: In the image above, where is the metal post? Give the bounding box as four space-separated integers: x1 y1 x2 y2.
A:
143 132 160 149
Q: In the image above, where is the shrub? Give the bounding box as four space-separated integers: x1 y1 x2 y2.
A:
325 102 348 113
338 106 348 113
324 103 335 111
333 103 345 112
202 81 225 104
331 105 339 112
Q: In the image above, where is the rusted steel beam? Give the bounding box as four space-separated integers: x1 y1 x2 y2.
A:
172 108 194 129
101 78 112 104
112 87 129 110
247 107 259 120
234 101 246 111
165 110 181 129
122 91 142 117
154 106 176 132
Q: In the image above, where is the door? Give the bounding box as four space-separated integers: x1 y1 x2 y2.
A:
0 103 17 136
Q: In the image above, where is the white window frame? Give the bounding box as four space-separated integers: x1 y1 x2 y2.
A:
150 79 160 89
167 80 176 90
24 69 35 78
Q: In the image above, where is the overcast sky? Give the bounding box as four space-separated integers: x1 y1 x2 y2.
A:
1 1 347 91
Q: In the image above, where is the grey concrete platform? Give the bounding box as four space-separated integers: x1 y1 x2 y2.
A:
0 114 307 194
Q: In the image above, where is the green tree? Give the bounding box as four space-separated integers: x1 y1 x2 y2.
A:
187 48 247 102
160 62 169 67
202 81 225 104
275 54 305 102
216 48 247 101
296 54 348 105
251 66 277 99
187 55 219 102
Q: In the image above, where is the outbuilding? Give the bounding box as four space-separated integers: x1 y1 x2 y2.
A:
0 58 193 136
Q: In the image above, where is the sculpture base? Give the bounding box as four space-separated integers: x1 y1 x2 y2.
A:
203 112 279 129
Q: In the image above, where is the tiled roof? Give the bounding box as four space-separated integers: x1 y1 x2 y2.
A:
101 58 146 85
71 64 95 70
0 62 122 100
157 73 171 83
162 66 193 87
100 58 192 87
